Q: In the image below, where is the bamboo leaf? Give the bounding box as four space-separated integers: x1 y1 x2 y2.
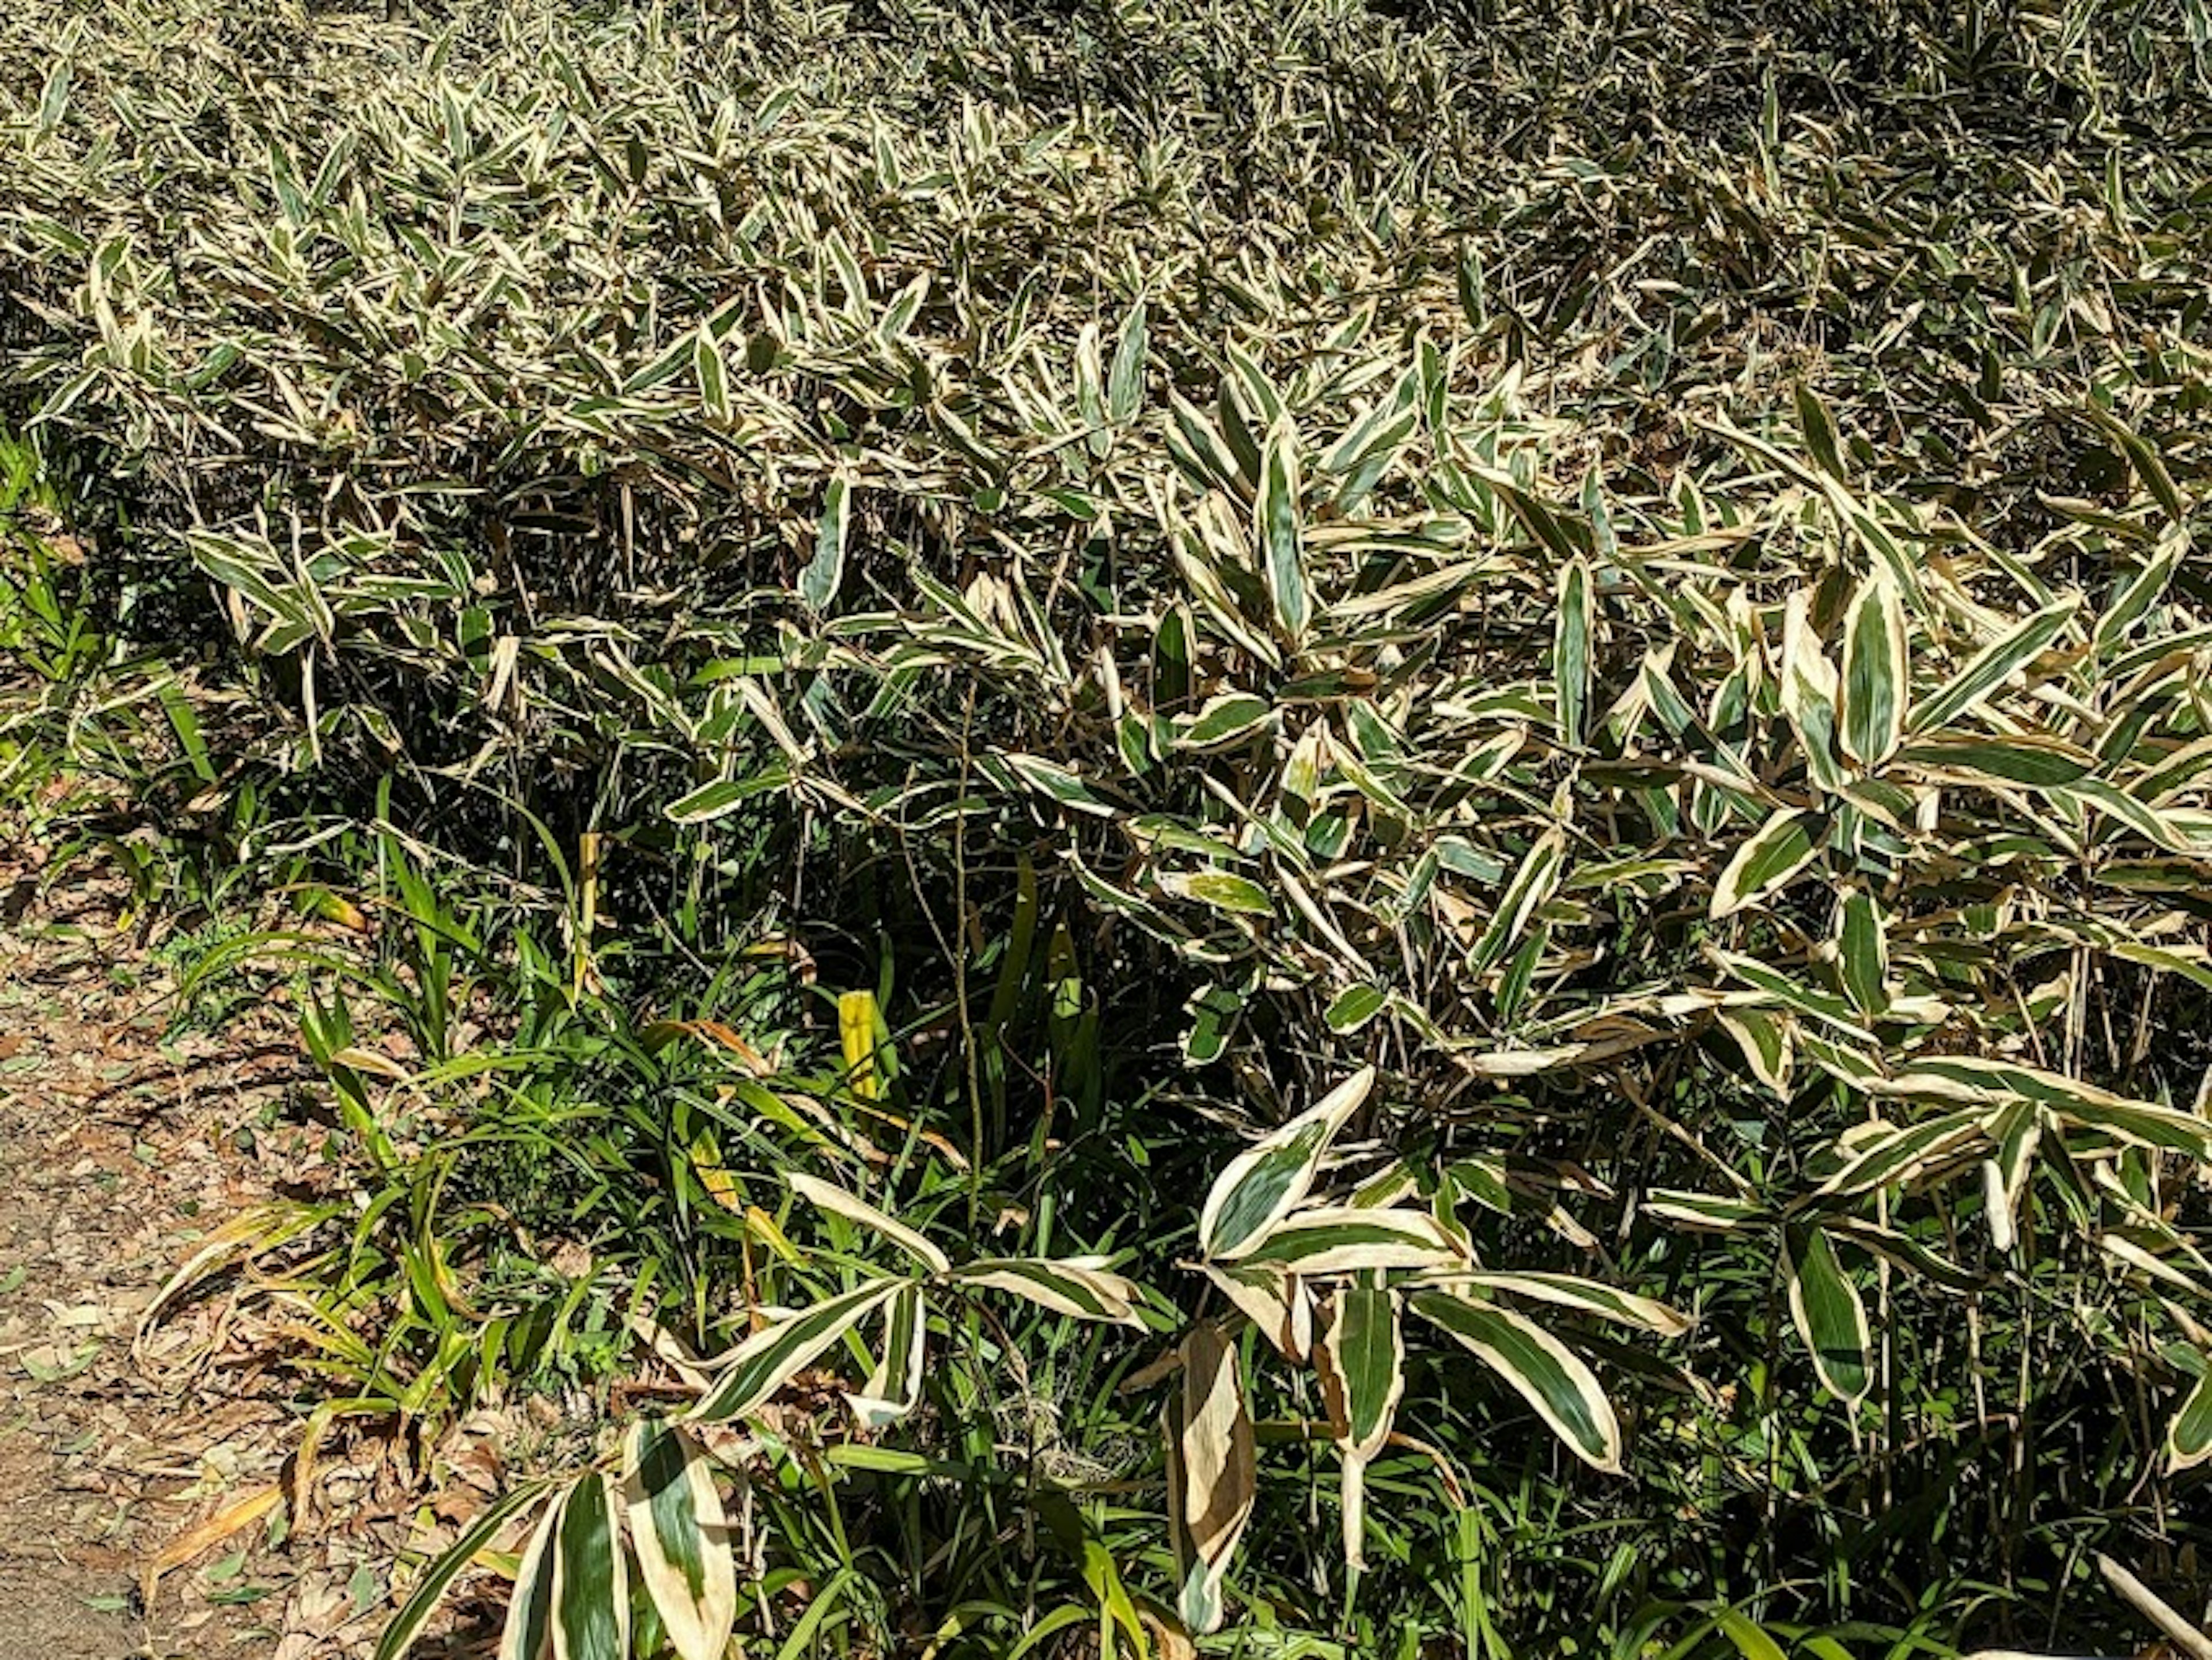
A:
1711 808 1820 920
1317 1284 1404 1570
801 474 849 614
688 1278 908 1423
621 1423 736 1660
1839 571 1907 768
1907 596 2077 733
1172 1323 1255 1634
789 1172 951 1273
550 1473 628 1660
1198 1067 1376 1259
1256 413 1309 645
1410 1291 1624 1473
1786 1226 1872 1408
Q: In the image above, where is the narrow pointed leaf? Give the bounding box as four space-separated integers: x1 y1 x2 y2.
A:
1786 1226 1872 1408
788 1173 950 1273
1839 572 1907 768
1198 1067 1376 1259
621 1424 736 1660
1411 1291 1623 1472
550 1474 627 1660
689 1278 907 1423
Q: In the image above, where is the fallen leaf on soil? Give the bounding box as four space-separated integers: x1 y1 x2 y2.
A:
142 1484 283 1609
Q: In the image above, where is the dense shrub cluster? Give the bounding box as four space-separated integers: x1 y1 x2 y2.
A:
6 0 2212 1654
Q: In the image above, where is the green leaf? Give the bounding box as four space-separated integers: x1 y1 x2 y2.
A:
2083 402 2184 523
665 769 790 825
1239 1207 1467 1274
788 1173 951 1272
1162 869 1274 917
622 1424 736 1660
1786 1226 1871 1409
694 326 730 423
1108 301 1148 422
1907 597 2077 733
1175 692 1275 751
2168 1366 2212 1473
1839 571 1907 768
372 1483 553 1660
1317 1283 1404 1570
1256 413 1308 645
954 1257 1145 1326
1554 556 1592 746
1199 1067 1376 1259
1411 1290 1623 1473
497 1495 560 1660
1324 984 1388 1034
1794 382 1846 477
551 1473 627 1660
801 474 849 614
1710 808 1819 920
689 1278 908 1423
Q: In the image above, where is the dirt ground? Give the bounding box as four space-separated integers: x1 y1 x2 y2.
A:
0 853 413 1659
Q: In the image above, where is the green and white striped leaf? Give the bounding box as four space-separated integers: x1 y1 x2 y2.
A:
1643 1189 1764 1232
1419 1271 1692 1337
1316 1284 1404 1570
1779 593 1844 793
1198 1067 1376 1259
1786 1226 1871 1409
1108 300 1149 422
1808 1110 1984 1203
1168 1322 1255 1634
1239 1206 1466 1275
688 1278 908 1423
1838 571 1907 768
846 1283 929 1427
1471 829 1567 977
373 1481 554 1660
621 1423 736 1660
1873 1058 2212 1157
801 473 849 615
1554 557 1593 746
1256 412 1309 646
955 1257 1145 1327
550 1473 628 1660
1173 692 1275 751
1003 753 1119 818
2092 522 2185 654
1907 596 2077 733
787 1173 951 1273
1895 732 2096 786
1161 869 1275 917
1202 1262 1313 1362
1983 1101 2043 1253
1714 1007 1795 1098
1410 1290 1624 1473
2168 1365 2212 1473
1835 887 1889 1016
497 1484 561 1660
1711 808 1820 920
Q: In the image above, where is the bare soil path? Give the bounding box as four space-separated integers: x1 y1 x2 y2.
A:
0 846 388 1659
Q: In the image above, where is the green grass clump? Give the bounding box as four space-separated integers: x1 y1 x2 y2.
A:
6 0 2212 1654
